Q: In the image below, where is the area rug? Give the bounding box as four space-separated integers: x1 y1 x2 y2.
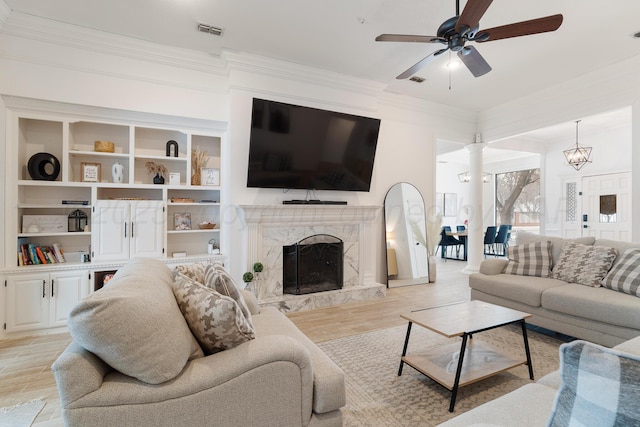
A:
318 324 568 426
0 398 45 427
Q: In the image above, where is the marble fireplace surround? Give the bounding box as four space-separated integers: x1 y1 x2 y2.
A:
239 205 386 312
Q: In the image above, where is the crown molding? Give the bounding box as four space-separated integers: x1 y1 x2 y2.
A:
223 50 387 99
2 11 226 75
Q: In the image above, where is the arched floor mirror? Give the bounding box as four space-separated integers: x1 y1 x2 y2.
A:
384 182 429 287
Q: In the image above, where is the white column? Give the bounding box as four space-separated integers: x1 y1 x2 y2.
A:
633 101 640 243
463 142 486 274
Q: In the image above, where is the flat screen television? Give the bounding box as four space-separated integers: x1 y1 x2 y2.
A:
247 98 380 192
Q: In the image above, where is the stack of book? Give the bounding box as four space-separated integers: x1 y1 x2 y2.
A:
18 243 66 266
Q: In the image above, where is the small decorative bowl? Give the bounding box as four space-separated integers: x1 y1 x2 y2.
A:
198 223 216 229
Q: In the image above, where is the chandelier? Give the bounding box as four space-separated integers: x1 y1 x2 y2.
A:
563 120 592 171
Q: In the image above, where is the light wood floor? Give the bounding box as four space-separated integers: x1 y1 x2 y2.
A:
0 258 469 426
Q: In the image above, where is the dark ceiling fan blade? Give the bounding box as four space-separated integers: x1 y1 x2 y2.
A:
476 14 563 42
375 34 445 43
457 46 491 77
455 0 493 34
397 48 449 79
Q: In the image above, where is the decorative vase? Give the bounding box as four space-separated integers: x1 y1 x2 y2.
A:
191 171 201 186
244 282 255 296
112 162 124 183
428 256 437 283
153 173 165 184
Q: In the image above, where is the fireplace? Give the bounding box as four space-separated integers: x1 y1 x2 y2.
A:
283 234 344 295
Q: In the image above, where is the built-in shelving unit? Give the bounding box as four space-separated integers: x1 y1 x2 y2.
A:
2 99 228 336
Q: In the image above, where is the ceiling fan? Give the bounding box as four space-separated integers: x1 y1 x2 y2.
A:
376 0 563 79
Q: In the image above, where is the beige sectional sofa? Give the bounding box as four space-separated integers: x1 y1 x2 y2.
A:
469 233 640 347
438 334 640 426
52 258 345 427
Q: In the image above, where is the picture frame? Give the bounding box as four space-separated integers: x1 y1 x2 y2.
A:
444 193 457 217
81 162 101 183
174 212 192 230
201 168 220 186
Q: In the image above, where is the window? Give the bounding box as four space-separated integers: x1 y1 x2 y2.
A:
495 168 540 232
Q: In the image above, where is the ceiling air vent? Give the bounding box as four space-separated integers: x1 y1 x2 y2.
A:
409 76 425 83
197 23 223 36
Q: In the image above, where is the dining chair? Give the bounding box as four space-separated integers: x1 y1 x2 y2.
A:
493 224 511 257
438 226 461 259
483 226 497 257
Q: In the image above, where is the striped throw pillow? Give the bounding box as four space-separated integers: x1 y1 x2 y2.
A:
601 248 640 297
504 241 552 278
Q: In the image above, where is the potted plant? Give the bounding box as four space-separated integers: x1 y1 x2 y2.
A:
145 161 168 184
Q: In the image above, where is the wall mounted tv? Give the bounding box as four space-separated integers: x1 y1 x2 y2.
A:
247 98 380 192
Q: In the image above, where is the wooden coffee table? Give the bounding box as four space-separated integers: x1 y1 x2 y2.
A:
398 300 534 412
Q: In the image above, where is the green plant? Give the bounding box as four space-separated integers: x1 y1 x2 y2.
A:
253 262 264 273
242 271 254 283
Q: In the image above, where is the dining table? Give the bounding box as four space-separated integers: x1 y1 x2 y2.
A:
445 230 468 261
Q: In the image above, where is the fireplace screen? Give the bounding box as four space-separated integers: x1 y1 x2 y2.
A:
283 234 344 295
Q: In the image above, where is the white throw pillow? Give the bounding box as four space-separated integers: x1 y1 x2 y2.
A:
68 258 204 384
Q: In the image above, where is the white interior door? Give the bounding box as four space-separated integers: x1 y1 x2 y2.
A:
581 172 632 241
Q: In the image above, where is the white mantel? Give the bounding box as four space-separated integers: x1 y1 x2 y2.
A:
239 204 386 312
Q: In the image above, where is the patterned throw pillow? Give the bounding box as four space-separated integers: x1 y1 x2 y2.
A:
601 248 640 297
174 262 207 284
204 263 253 324
552 242 617 287
504 241 552 278
171 272 255 354
547 340 640 426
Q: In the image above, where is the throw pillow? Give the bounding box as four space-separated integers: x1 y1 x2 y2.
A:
552 242 617 287
601 248 640 297
175 262 207 284
68 258 204 384
504 241 552 278
204 263 253 324
172 272 255 354
547 340 640 426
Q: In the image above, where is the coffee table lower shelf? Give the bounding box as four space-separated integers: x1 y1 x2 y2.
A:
401 340 527 390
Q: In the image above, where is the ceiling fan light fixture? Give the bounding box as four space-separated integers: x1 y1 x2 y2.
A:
447 60 461 69
563 120 592 171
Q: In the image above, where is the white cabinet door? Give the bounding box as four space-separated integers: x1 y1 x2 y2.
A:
92 200 165 261
49 270 88 327
92 201 130 261
5 274 49 332
130 201 165 258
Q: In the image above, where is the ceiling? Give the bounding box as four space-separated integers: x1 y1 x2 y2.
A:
5 0 640 113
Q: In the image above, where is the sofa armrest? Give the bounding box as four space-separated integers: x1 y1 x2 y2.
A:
479 259 509 275
57 335 315 426
51 341 113 408
614 335 640 356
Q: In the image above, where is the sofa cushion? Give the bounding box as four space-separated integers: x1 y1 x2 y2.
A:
547 340 640 426
470 272 567 307
174 262 207 284
552 242 617 287
601 248 640 297
204 263 253 323
515 231 595 267
172 272 255 354
595 239 640 269
542 284 640 330
504 241 552 278
68 258 204 385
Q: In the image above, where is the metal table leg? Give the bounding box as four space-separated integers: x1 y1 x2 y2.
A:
520 320 534 380
449 333 469 412
398 322 413 376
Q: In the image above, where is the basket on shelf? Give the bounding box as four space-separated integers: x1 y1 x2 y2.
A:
198 222 216 229
94 141 115 153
